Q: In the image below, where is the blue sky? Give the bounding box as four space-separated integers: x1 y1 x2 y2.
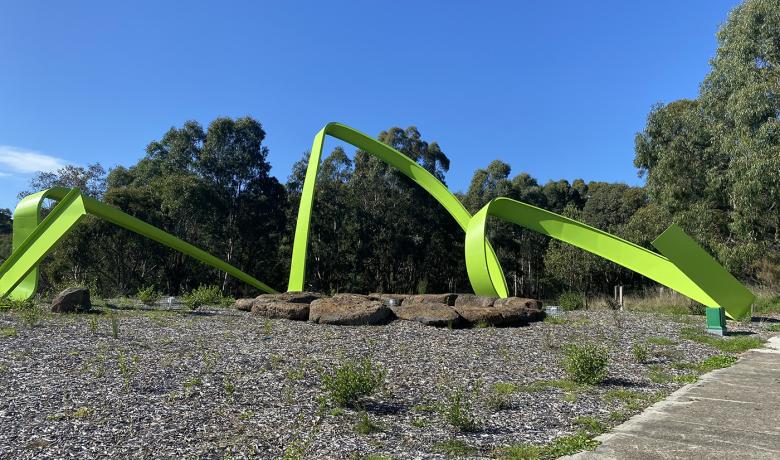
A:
0 0 739 211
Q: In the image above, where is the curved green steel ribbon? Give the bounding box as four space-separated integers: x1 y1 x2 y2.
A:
0 187 277 300
287 122 508 295
465 197 754 320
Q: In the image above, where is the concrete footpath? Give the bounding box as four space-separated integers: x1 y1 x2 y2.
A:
566 336 780 460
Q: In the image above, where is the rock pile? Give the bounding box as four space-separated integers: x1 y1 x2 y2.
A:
234 292 544 327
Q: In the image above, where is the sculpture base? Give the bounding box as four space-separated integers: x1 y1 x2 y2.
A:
705 306 727 336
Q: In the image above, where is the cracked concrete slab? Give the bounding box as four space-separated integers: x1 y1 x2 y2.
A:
564 336 780 460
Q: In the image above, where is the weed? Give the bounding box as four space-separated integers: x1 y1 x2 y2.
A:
354 412 383 435
110 314 119 339
280 439 305 460
117 352 138 391
766 323 780 332
46 406 92 421
223 376 236 400
603 389 646 403
239 410 254 420
72 406 91 418
608 410 628 423
672 355 737 373
433 439 477 457
440 389 480 432
647 337 676 346
1 327 17 337
519 379 586 393
183 376 203 396
573 416 607 435
270 354 285 368
329 407 345 417
486 382 519 411
475 320 491 328
286 365 306 382
495 431 599 459
631 344 649 364
680 327 765 353
541 330 559 351
18 303 43 327
322 357 386 407
563 343 610 384
263 319 273 335
136 286 162 306
499 346 511 363
411 418 427 428
543 315 567 325
647 365 696 384
181 285 233 310
89 316 98 334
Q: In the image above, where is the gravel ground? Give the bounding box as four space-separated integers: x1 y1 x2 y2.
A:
0 302 775 459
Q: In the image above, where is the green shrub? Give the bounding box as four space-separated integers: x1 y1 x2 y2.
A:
136 286 162 306
440 389 480 432
486 382 519 411
322 357 386 407
563 343 609 385
558 292 585 311
631 344 649 364
181 285 232 310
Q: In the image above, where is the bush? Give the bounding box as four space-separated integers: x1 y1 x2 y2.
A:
322 357 386 407
181 285 232 310
563 343 609 384
631 344 649 364
440 389 480 432
136 286 161 306
558 292 585 311
486 382 519 411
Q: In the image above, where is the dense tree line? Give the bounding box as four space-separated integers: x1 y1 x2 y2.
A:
1 0 778 299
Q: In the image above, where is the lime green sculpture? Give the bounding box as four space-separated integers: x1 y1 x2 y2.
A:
0 122 754 322
0 187 276 301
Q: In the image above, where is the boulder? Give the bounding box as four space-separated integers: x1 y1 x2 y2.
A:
454 294 497 307
493 297 543 310
51 287 91 313
309 294 392 325
392 302 463 327
255 291 323 304
455 297 544 327
406 293 458 306
234 298 254 312
251 301 310 320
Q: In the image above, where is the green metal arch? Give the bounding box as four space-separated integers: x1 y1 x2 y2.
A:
287 122 508 295
465 197 754 319
0 187 276 300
